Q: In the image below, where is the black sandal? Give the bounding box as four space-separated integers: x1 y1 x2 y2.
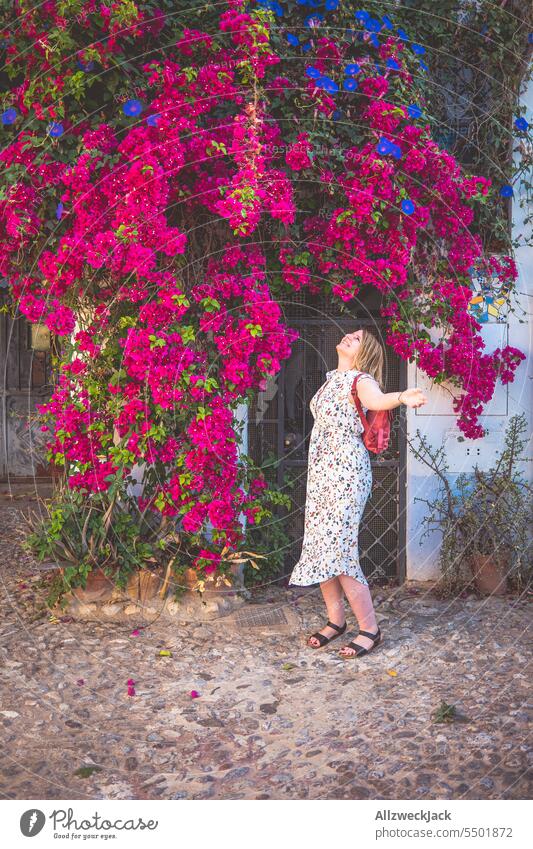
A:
338 627 382 659
307 620 347 649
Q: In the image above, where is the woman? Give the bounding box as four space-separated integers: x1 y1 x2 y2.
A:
288 328 427 659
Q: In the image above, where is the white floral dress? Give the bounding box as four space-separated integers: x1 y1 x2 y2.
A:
288 368 376 587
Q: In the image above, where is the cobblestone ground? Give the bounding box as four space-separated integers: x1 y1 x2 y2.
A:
0 495 531 801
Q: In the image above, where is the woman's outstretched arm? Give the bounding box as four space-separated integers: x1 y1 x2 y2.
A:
348 376 428 411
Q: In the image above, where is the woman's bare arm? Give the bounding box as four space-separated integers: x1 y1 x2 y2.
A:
347 376 427 411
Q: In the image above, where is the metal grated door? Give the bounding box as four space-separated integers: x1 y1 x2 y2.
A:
248 299 407 586
0 298 54 480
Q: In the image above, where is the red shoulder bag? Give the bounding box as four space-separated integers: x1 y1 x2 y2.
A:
351 373 392 455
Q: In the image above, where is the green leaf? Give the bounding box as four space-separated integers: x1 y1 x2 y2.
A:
200 297 221 313
245 323 263 338
178 326 196 344
74 766 103 779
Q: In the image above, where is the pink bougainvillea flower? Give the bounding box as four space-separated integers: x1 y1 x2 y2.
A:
190 690 200 699
192 549 222 575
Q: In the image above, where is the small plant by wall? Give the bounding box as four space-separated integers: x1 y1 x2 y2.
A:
409 412 532 596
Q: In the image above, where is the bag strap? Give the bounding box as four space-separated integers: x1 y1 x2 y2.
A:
351 374 370 433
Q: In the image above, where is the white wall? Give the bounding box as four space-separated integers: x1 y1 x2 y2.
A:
405 71 533 582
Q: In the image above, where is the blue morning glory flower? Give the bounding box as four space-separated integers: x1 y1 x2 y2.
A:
366 17 382 32
407 103 422 119
325 0 339 9
318 76 339 93
514 116 529 132
370 33 380 47
345 63 361 75
287 33 300 46
257 0 283 14
297 0 309 5
146 113 160 126
391 144 402 159
401 199 415 214
123 99 143 117
305 13 323 26
411 43 425 55
381 15 394 29
302 42 312 52
76 59 95 72
1 107 17 125
376 137 393 155
48 122 64 137
305 66 321 78
343 78 358 91
396 28 409 41
419 60 429 72
386 58 401 70
55 202 63 220
528 33 533 44
355 10 370 23
499 185 514 197
333 110 343 121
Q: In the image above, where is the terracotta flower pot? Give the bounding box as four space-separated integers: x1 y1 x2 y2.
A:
123 568 164 602
138 567 163 603
125 571 140 601
69 566 115 603
469 551 509 596
183 567 202 592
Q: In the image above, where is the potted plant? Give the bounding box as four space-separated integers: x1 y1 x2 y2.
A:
22 477 180 610
409 413 532 597
23 471 270 614
458 472 512 596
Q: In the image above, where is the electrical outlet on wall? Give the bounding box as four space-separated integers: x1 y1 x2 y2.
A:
443 427 501 473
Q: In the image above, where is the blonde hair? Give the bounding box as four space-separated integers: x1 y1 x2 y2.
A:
351 328 385 389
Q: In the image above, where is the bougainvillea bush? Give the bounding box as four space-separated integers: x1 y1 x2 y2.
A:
0 0 526 591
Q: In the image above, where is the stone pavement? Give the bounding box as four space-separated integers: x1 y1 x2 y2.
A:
0 496 531 800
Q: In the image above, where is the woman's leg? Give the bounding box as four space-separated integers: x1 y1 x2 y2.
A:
336 574 379 655
307 576 346 647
